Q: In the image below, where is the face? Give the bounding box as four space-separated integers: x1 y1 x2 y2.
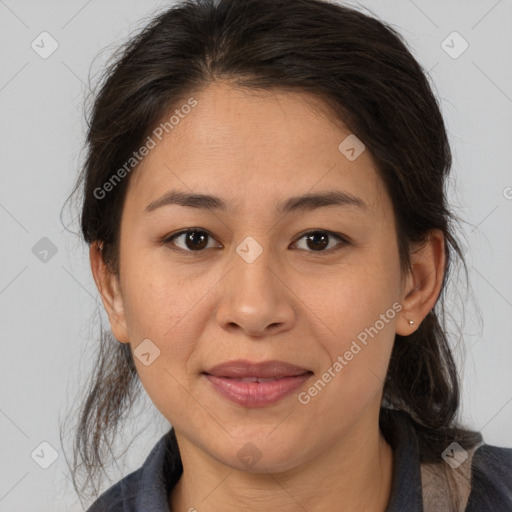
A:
94 81 425 472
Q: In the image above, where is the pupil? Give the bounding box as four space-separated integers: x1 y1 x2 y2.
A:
307 232 328 251
186 231 207 250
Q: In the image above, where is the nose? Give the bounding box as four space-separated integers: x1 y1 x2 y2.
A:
215 238 296 338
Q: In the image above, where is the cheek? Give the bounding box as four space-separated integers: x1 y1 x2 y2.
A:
304 258 400 337
120 264 203 421
298 282 399 427
300 251 400 394
119 259 201 363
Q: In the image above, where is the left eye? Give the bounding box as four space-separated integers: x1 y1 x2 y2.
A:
292 230 348 252
161 229 348 254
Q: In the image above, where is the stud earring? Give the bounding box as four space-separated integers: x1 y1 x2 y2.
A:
408 319 415 326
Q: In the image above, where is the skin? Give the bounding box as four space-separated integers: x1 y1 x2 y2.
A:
90 81 445 511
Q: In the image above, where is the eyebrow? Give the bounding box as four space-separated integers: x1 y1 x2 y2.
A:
144 189 369 214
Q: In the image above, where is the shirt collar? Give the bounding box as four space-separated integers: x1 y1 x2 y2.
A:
381 408 424 511
134 408 424 511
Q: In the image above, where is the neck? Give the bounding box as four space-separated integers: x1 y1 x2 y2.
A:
169 408 394 512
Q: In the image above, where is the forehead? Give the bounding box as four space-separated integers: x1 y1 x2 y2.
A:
125 81 389 219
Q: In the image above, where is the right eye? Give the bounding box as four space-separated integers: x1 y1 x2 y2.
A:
161 229 222 254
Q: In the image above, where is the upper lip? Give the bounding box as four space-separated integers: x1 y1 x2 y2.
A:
203 359 312 379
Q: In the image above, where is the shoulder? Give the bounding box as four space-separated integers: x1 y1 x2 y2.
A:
85 468 141 512
85 428 182 512
381 408 512 510
466 443 512 510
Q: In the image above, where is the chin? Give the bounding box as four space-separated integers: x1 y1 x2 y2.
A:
211 432 308 474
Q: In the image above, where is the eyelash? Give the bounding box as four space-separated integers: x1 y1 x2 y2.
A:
160 228 350 256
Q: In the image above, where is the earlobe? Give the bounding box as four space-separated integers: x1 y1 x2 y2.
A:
89 242 130 343
396 229 446 336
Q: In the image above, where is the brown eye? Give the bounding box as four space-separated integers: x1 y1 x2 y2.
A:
292 230 348 252
164 229 219 252
162 228 348 255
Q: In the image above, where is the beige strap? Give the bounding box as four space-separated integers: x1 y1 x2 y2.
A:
421 442 484 511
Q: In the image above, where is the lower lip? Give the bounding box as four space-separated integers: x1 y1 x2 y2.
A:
203 373 312 407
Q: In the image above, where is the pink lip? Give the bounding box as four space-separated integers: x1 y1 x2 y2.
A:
204 374 312 407
204 359 311 378
202 359 313 407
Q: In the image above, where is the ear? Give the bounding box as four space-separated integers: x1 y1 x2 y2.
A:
396 229 446 336
89 242 130 343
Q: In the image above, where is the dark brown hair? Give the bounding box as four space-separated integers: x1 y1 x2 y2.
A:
61 0 482 506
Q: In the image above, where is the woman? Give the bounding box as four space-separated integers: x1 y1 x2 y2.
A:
63 0 512 510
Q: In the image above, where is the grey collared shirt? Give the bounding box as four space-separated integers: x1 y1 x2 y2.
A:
86 409 512 511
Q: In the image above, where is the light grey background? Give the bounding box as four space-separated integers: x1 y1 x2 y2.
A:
1 0 511 510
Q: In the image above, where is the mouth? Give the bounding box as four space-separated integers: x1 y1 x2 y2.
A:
201 359 314 407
